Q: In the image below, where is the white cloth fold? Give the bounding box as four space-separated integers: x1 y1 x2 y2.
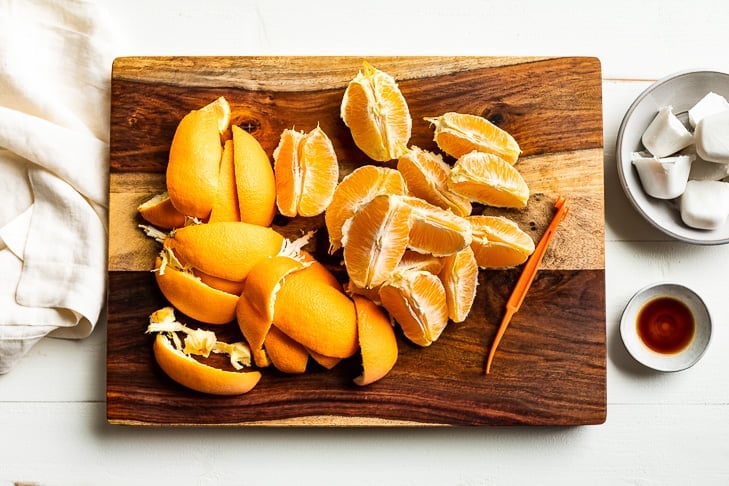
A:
0 0 118 373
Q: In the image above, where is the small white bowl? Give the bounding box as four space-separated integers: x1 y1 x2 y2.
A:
616 70 729 245
620 283 711 372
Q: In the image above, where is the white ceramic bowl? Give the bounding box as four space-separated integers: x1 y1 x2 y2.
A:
620 283 711 372
616 70 729 244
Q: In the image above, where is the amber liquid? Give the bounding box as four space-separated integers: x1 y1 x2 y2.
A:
637 297 695 354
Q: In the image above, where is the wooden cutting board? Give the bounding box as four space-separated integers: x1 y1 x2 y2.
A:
107 56 606 426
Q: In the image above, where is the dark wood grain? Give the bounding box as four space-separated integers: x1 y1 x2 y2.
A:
107 56 606 426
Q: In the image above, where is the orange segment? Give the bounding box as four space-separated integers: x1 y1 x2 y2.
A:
154 255 238 325
396 146 472 217
341 194 412 289
265 326 309 374
397 250 444 275
341 61 412 161
167 97 230 219
153 333 261 396
447 151 529 208
325 165 407 253
232 125 276 226
379 269 449 347
273 126 339 217
438 246 479 323
468 215 535 268
397 195 472 257
425 111 521 163
273 267 359 359
137 192 188 230
208 139 241 223
353 295 398 386
165 221 284 282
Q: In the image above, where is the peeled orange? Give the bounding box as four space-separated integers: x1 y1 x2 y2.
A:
468 215 535 268
448 151 530 208
325 165 407 253
397 195 472 257
341 61 412 161
397 146 472 217
273 125 339 217
379 268 449 347
208 139 241 223
264 326 310 374
341 194 412 290
426 111 521 164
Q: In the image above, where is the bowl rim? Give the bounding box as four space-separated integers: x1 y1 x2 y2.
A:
616 69 729 245
619 281 712 372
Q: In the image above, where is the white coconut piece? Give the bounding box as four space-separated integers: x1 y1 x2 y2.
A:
632 152 692 199
641 106 694 158
688 91 729 128
695 110 729 163
680 180 729 230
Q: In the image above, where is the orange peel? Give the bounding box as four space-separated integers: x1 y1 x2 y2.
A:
264 326 309 374
167 96 230 219
353 295 398 386
232 125 276 226
164 221 284 282
147 308 260 396
137 192 188 230
153 253 238 325
208 139 241 223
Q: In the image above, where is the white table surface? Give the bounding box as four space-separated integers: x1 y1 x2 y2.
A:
3 0 729 484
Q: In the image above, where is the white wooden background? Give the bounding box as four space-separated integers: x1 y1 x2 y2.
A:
3 0 729 484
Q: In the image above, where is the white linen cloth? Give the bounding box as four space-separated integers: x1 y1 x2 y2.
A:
0 0 118 373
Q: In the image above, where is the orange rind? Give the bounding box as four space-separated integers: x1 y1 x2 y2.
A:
164 221 284 282
353 295 398 386
264 326 310 374
153 253 238 325
152 333 261 395
137 192 188 230
147 307 260 396
167 96 230 219
232 125 277 226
